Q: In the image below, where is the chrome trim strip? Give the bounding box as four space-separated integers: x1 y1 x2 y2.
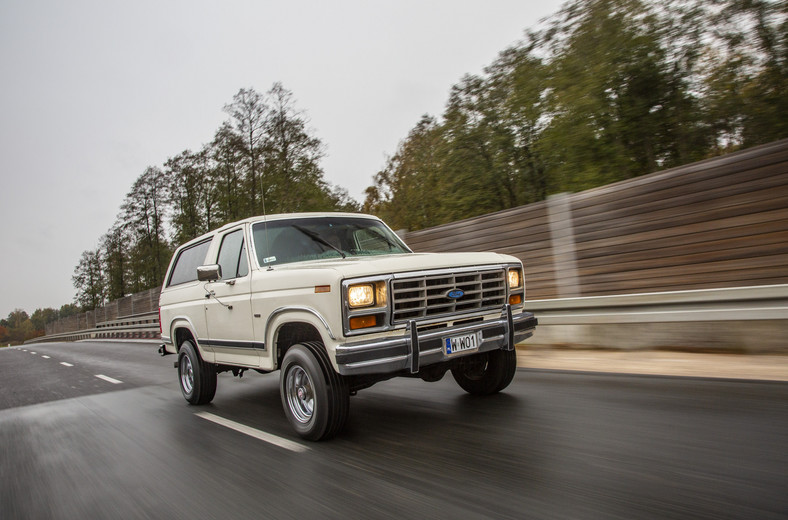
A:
419 347 443 356
483 334 506 344
343 354 408 370
336 336 406 353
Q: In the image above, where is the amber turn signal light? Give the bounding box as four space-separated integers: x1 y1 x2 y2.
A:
509 294 522 305
349 315 378 330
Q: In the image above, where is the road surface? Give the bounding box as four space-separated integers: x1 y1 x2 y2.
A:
1 341 786 519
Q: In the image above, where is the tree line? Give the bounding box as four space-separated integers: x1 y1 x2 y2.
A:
1 305 81 345
363 0 787 230
71 83 359 312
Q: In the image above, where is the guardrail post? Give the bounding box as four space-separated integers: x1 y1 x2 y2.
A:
547 193 581 298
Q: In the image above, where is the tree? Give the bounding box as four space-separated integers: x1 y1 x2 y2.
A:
210 122 246 224
261 82 335 213
3 309 39 344
224 88 268 215
534 0 705 191
73 249 105 310
31 308 58 332
702 0 788 147
101 224 128 301
364 115 446 230
5 309 29 329
121 166 171 291
165 149 217 244
58 303 80 319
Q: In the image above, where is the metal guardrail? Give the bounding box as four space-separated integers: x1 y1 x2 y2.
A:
28 312 160 344
27 285 788 351
529 284 788 324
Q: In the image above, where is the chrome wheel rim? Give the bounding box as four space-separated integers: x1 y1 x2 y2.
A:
286 365 314 424
180 355 194 394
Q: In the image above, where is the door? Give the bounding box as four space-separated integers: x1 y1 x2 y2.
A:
203 227 260 367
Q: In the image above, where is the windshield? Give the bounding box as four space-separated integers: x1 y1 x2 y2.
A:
252 216 411 267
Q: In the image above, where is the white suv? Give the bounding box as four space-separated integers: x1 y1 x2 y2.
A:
159 213 537 440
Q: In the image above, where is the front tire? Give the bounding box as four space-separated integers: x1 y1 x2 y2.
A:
451 348 517 395
178 340 217 405
280 342 349 441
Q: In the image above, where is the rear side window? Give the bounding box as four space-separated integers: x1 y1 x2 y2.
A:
217 229 248 280
167 240 212 287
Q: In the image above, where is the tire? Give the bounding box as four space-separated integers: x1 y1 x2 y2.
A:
451 348 517 396
280 342 349 441
178 340 217 405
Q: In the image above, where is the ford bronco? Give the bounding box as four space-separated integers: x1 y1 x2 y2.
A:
158 213 537 440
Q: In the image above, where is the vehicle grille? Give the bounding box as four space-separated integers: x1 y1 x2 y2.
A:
390 268 507 323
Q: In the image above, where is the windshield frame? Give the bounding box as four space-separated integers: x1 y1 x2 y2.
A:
250 215 412 268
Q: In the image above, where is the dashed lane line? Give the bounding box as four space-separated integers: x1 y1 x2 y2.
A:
195 412 309 453
33 357 123 385
95 374 123 385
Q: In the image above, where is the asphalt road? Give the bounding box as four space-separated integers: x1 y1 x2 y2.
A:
1 341 786 520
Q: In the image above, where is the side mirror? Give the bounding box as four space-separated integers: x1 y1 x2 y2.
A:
197 264 222 282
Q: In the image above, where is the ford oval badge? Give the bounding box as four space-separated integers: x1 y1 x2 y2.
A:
446 289 465 299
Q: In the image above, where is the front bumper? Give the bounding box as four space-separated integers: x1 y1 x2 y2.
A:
335 304 537 376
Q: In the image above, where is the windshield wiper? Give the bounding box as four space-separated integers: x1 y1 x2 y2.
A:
293 225 347 259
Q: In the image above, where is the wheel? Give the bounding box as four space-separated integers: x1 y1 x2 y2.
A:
280 342 349 441
451 348 517 395
178 340 217 405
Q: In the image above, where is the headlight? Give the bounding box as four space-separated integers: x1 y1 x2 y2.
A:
508 269 521 289
348 284 375 308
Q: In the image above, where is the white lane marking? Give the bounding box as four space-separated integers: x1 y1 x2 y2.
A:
41 355 50 359
31 352 37 355
195 412 309 453
60 362 74 367
95 374 123 384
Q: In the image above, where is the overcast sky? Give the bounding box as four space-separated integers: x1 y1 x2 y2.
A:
0 0 564 318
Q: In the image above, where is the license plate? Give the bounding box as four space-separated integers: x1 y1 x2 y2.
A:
445 331 483 355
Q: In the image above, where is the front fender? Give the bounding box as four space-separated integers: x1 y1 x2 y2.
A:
265 306 339 370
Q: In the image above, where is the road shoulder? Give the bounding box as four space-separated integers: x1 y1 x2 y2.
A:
517 347 788 381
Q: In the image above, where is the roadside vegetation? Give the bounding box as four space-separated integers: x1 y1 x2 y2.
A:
1 306 80 345
363 0 788 229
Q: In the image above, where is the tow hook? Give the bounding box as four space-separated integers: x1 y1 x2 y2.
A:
158 344 170 357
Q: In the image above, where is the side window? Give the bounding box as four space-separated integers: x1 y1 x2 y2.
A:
217 229 248 280
167 240 212 287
